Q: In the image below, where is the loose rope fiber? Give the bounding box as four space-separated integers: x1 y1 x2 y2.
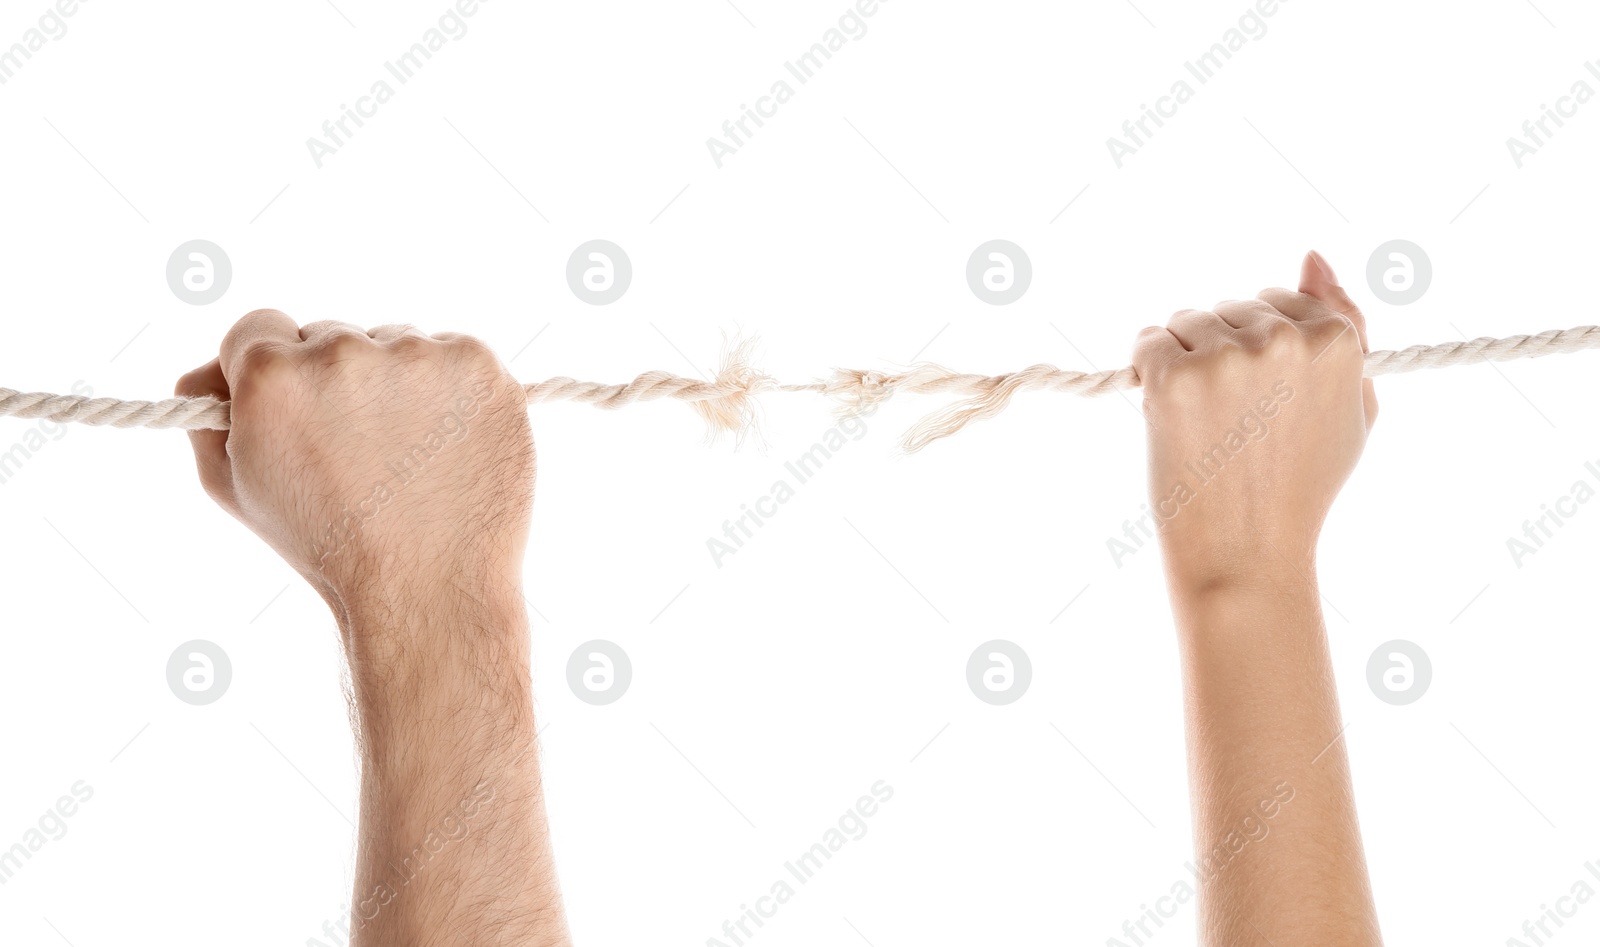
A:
4 326 1599 452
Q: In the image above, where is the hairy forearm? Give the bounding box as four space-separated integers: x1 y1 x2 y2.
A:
1169 563 1382 946
340 584 570 947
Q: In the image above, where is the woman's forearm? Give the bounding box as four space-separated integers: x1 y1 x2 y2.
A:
1171 570 1380 945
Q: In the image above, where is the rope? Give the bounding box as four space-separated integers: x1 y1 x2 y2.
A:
4 326 1599 452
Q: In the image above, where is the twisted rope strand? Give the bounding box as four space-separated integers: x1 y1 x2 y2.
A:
892 326 1600 450
4 326 1598 451
0 389 232 429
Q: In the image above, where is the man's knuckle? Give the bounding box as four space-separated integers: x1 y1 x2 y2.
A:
231 353 296 409
318 332 370 362
391 333 431 356
448 333 492 356
237 341 285 375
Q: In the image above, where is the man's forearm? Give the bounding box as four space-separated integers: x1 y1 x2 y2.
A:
342 586 570 946
1171 566 1382 946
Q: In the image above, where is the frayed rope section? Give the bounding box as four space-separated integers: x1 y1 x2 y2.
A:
4 327 1600 452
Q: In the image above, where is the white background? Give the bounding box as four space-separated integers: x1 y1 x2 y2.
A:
2 1 1598 944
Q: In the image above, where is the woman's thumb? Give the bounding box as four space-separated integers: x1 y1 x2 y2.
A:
1299 250 1368 350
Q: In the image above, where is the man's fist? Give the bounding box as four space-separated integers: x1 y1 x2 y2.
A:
176 310 534 610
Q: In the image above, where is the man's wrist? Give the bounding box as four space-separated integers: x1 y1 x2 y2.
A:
336 565 528 647
339 578 562 947
337 575 534 750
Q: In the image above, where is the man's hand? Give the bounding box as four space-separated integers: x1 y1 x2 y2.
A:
175 309 534 614
177 310 569 946
1133 250 1378 592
